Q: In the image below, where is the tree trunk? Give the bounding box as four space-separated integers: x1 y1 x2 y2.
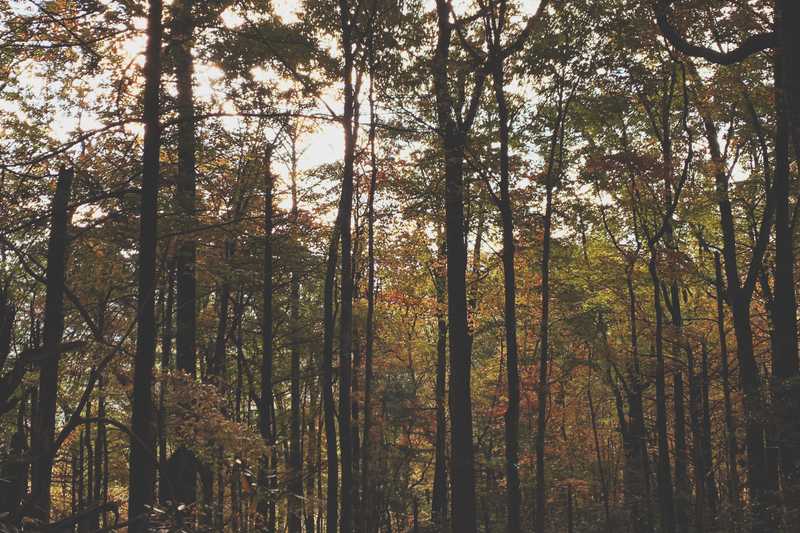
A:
772 1 800 513
624 270 651 533
158 259 174 506
431 2 484 530
674 372 689 533
648 251 676 533
491 51 521 533
704 100 772 533
700 342 718 523
337 1 357 530
30 165 73 521
432 231 448 531
259 146 276 529
128 0 163 528
587 371 612 533
322 213 341 533
361 56 378 533
169 0 199 509
534 170 553 533
288 136 303 533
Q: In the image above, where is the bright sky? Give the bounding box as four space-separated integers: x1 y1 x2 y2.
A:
7 0 545 200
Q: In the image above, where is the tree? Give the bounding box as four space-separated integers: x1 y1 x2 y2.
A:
128 0 164 529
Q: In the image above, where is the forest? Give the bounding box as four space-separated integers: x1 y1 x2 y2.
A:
0 0 798 532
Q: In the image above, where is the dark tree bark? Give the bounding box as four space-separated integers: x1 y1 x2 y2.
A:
647 250 676 533
431 231 448 531
488 35 522 533
662 275 697 533
30 166 73 521
673 372 689 533
169 0 199 507
587 370 612 533
533 80 572 533
128 0 163 529
431 3 485 531
534 163 553 533
259 146 276 530
361 50 379 533
0 392 27 517
288 133 303 533
656 9 794 528
322 213 341 533
624 270 652 533
157 258 174 507
700 342 718 523
714 253 740 517
772 0 800 513
172 0 197 379
336 1 358 530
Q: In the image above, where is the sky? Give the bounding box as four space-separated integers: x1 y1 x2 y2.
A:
5 0 544 205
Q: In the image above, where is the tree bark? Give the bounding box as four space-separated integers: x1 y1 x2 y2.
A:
648 251 676 533
431 4 484 531
624 270 651 533
432 231 448 531
700 341 718 523
361 54 379 533
288 134 303 533
673 372 689 533
534 165 553 533
128 0 163 528
30 166 73 521
259 146 276 530
337 1 357 530
490 45 521 533
772 1 800 513
322 213 341 533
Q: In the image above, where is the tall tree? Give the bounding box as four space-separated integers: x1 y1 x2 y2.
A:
655 3 800 526
288 127 303 533
30 166 73 521
431 2 486 530
259 145 277 531
163 0 199 509
336 0 358 530
128 0 164 529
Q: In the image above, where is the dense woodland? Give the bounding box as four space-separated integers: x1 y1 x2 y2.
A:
0 0 798 532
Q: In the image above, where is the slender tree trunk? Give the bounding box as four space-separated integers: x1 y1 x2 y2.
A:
491 51 521 533
534 172 553 533
98 375 108 528
566 484 574 533
361 56 378 533
337 1 357 530
700 342 718 522
674 372 689 533
686 345 706 531
3 394 26 517
322 215 341 533
704 105 772 532
30 166 73 521
648 251 676 533
624 270 651 533
587 372 612 533
129 0 163 528
158 259 174 505
288 138 303 533
259 147 276 531
432 232 448 531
